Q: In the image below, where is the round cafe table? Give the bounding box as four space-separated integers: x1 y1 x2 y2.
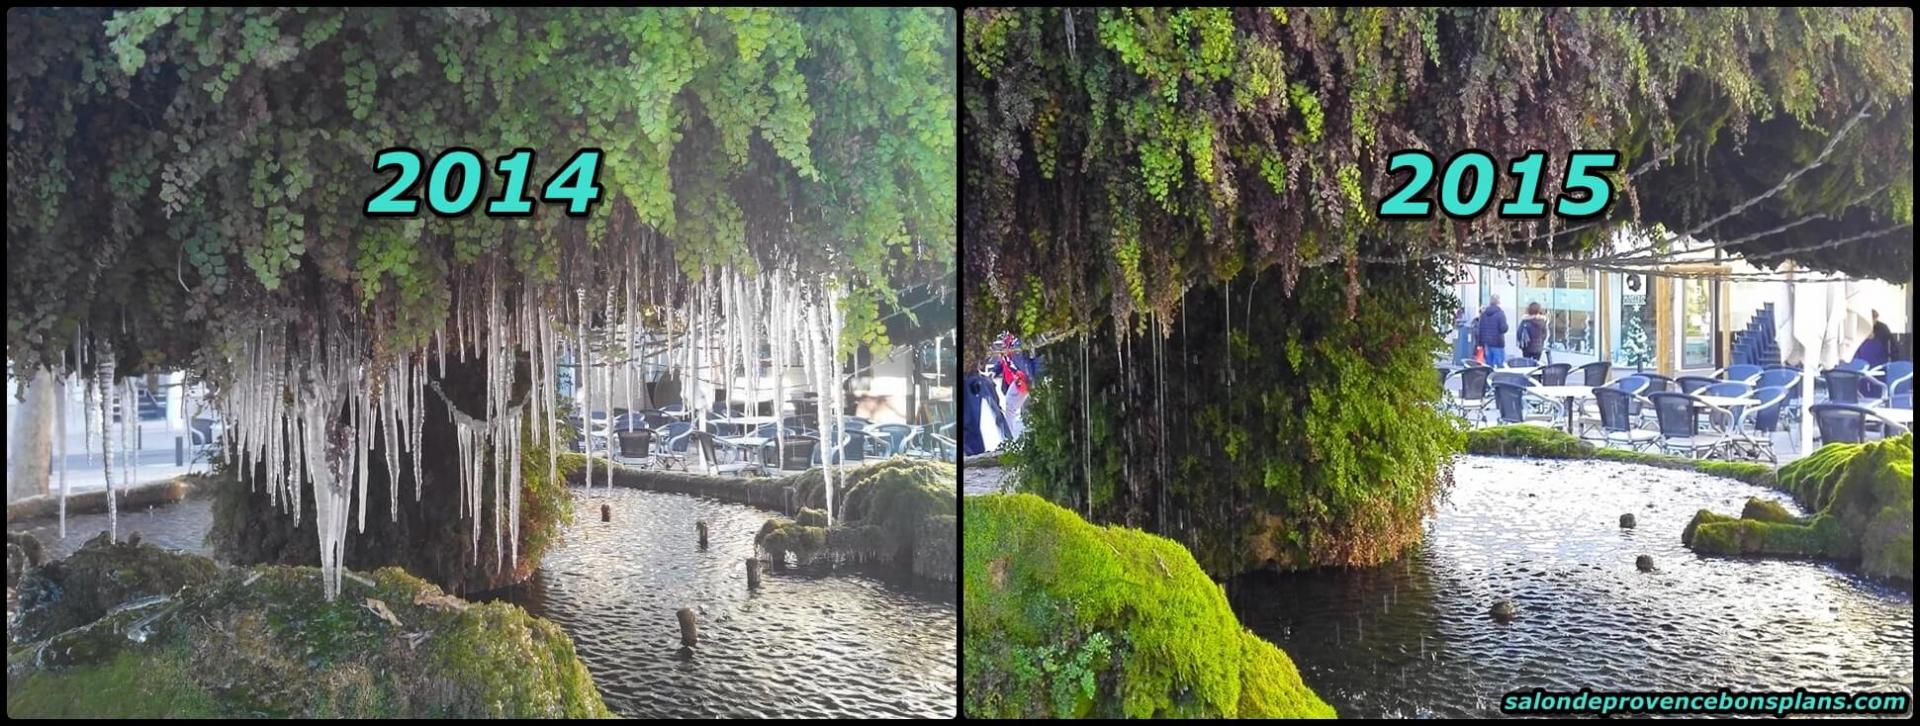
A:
1527 385 1597 434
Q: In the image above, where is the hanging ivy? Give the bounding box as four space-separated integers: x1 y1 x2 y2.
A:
7 7 955 377
964 7 1912 361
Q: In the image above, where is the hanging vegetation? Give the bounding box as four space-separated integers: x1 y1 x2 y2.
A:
964 7 1912 358
7 8 954 599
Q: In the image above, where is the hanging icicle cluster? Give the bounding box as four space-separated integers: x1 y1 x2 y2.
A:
23 216 859 607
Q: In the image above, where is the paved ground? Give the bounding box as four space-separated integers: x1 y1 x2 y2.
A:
962 459 1012 496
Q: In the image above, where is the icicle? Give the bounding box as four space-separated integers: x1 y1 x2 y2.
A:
602 288 616 481
122 378 136 495
577 288 592 490
98 351 118 543
57 371 69 539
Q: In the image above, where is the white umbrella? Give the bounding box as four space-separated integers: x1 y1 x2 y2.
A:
1778 265 1870 454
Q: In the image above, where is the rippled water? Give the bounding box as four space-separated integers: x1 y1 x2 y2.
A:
493 487 957 718
1228 455 1914 718
11 488 956 719
15 498 217 560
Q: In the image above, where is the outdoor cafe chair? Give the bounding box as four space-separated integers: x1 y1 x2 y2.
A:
1504 356 1539 368
690 432 759 476
1492 382 1562 428
1635 373 1677 394
1822 368 1880 405
1574 361 1612 387
1809 403 1873 445
1717 364 1763 383
1648 392 1731 460
613 429 658 469
1677 375 1721 394
1533 363 1572 386
1590 385 1658 452
1444 366 1494 422
1731 387 1789 464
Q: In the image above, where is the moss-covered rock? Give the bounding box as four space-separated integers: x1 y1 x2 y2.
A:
1468 426 1777 486
1684 435 1911 584
911 514 956 582
1739 497 1800 524
1465 425 1596 458
795 507 829 527
7 544 609 717
14 532 221 642
964 493 1333 718
1681 509 1738 547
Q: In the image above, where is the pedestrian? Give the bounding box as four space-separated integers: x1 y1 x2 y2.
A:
1519 302 1549 363
1851 310 1893 367
1477 295 1509 367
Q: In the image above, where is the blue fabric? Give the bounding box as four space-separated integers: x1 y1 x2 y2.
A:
1476 305 1509 348
961 374 1012 456
1484 346 1507 367
1852 338 1889 367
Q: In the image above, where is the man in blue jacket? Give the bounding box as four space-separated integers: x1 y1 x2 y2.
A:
1477 295 1510 367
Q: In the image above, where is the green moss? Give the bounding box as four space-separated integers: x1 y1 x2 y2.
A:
7 647 220 717
964 493 1333 718
1689 514 1852 559
7 546 610 717
1466 425 1595 458
1467 425 1781 489
1739 497 1800 524
1681 509 1738 547
14 532 221 642
796 507 829 527
1008 264 1460 578
1683 435 1911 584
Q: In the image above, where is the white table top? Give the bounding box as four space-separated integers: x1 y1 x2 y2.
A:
1530 385 1597 399
1870 407 1913 425
723 415 781 425
1693 395 1759 409
726 436 772 447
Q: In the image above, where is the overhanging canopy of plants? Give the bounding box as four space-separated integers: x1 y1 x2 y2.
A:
964 7 1912 357
8 7 955 377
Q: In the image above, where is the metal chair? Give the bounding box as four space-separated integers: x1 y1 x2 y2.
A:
1648 392 1729 459
1808 403 1871 444
1590 386 1658 451
1837 358 1871 372
1822 368 1880 405
1754 369 1800 391
1490 371 1536 388
1676 375 1720 394
871 422 916 457
1731 387 1788 464
1533 363 1572 386
1891 375 1913 410
614 429 657 469
1445 366 1494 422
1636 373 1677 394
690 431 758 476
1718 364 1764 384
1491 382 1562 427
1575 361 1612 387
1504 356 1539 368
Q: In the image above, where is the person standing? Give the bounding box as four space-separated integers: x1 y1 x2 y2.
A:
1519 302 1550 363
1477 295 1510 367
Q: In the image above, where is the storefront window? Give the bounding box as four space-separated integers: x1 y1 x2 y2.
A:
1611 273 1657 370
1518 268 1596 356
1680 278 1715 369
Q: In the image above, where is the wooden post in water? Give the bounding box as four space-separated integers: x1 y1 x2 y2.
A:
676 607 697 647
601 503 611 522
745 557 762 590
697 520 709 549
